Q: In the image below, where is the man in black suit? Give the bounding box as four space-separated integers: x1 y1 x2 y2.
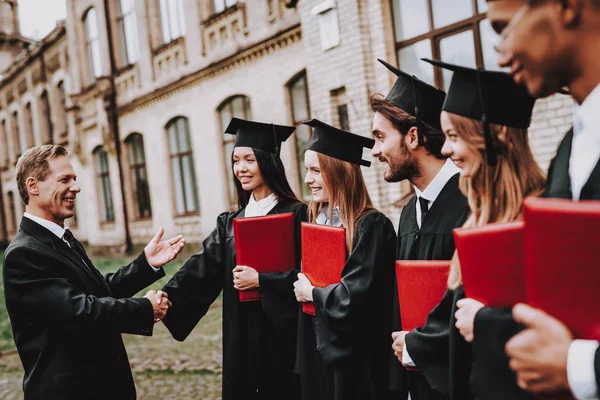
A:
3 145 186 399
486 1 600 398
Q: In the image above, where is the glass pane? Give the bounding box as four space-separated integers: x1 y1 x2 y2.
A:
124 14 139 64
177 0 186 35
91 40 103 77
225 0 237 7
214 0 225 13
431 0 472 28
224 140 235 204
439 30 477 91
231 96 246 118
159 0 171 43
480 20 505 71
168 125 178 154
477 0 487 13
391 0 429 41
397 39 434 85
291 76 309 122
168 0 182 38
136 136 145 162
181 155 199 212
86 9 98 39
121 0 134 13
220 105 232 134
171 157 185 214
178 118 190 151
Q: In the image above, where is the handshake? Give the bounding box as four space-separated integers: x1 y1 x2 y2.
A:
143 290 172 323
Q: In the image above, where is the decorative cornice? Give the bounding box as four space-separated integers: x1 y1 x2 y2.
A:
118 24 302 117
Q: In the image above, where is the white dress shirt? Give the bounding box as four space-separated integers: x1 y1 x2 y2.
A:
570 83 600 201
567 84 600 400
414 158 461 229
402 158 460 367
244 192 279 217
23 212 161 272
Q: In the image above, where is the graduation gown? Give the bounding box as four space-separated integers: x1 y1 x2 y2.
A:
161 199 307 400
389 173 470 399
297 211 396 400
470 128 600 400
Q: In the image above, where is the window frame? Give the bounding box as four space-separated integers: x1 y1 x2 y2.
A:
7 191 17 234
93 146 116 223
125 133 153 220
166 117 200 216
158 0 186 45
116 0 139 65
40 91 53 145
56 81 68 137
287 71 312 200
84 7 103 81
391 0 487 88
11 110 20 160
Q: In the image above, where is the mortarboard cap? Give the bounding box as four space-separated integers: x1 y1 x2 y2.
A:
225 117 296 155
303 119 375 167
378 58 446 137
422 58 536 165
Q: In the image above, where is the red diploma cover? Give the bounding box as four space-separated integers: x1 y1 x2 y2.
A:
233 212 296 302
396 261 450 331
301 222 347 316
524 197 600 340
453 221 526 307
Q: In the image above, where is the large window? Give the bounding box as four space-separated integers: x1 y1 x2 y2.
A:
93 146 115 222
213 0 238 14
288 72 311 199
40 91 53 145
24 102 34 149
159 0 185 44
56 81 68 136
391 0 499 90
84 8 103 80
125 133 152 219
218 95 251 206
167 117 199 215
11 111 20 159
116 0 139 65
7 191 17 234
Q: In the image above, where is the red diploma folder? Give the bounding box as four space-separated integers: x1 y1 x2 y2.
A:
233 212 296 302
301 222 347 316
396 261 449 331
453 221 526 307
524 197 600 340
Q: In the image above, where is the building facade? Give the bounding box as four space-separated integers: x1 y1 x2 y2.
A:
0 0 572 250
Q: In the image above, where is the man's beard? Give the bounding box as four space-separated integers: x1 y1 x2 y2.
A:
383 152 420 183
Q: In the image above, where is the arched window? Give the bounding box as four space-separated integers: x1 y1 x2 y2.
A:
40 91 53 144
217 95 251 206
159 0 185 44
24 102 34 149
167 117 199 215
287 72 311 198
0 119 7 168
84 8 103 80
125 133 152 219
116 0 139 64
93 146 115 222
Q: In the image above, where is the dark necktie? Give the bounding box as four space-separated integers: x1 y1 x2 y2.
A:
419 196 429 228
63 229 90 269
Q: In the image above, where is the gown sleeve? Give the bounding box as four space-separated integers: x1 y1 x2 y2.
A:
312 212 396 364
161 212 229 341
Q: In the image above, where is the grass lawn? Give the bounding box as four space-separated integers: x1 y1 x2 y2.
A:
0 252 223 399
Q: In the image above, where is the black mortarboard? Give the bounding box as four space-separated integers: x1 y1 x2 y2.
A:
224 117 296 155
303 119 375 167
422 58 536 166
378 58 446 144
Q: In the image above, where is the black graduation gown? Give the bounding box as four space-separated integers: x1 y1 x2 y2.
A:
389 173 470 400
161 199 307 400
297 212 396 400
470 128 600 400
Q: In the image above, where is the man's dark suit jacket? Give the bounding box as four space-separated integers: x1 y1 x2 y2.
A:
2 217 165 400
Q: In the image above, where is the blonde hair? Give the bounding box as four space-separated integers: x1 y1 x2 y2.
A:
308 153 376 252
447 113 546 289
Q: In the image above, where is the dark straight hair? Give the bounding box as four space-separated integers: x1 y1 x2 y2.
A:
232 147 300 209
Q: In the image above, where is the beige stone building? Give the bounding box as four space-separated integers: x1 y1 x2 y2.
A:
0 0 573 250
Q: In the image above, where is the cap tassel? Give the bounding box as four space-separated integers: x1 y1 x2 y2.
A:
476 69 497 166
411 75 425 147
